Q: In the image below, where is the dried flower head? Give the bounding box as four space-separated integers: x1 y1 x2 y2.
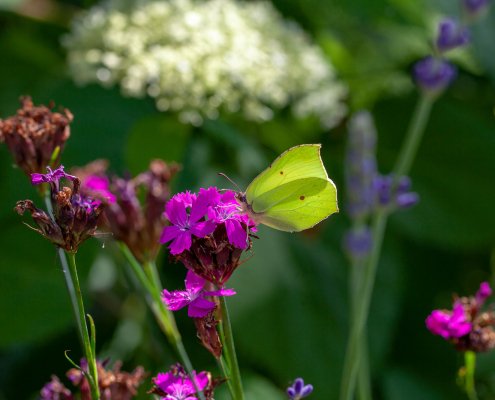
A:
0 96 72 178
161 187 257 286
64 0 346 127
76 159 179 262
40 375 73 400
15 166 104 252
426 281 495 352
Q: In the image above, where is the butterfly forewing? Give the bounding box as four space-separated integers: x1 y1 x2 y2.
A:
245 144 329 203
252 178 337 232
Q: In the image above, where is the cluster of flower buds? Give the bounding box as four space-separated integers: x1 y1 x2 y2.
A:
76 159 179 263
149 364 220 400
426 282 495 352
0 96 72 178
15 166 104 252
413 0 490 96
40 359 145 400
286 377 313 400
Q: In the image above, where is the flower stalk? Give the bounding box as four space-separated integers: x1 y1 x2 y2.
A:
464 351 478 400
340 94 434 400
65 252 100 400
118 243 205 400
219 296 244 400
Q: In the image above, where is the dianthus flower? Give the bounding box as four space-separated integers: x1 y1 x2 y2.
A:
426 281 495 352
163 270 236 318
64 0 346 127
150 364 218 400
161 187 257 285
0 96 72 178
75 159 179 262
15 165 104 252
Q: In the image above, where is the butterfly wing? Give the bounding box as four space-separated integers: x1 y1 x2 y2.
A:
249 177 338 232
245 144 329 205
244 144 338 232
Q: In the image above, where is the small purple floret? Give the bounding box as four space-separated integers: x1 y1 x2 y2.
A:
426 302 472 339
436 18 470 53
31 165 76 185
344 228 372 260
287 377 313 399
413 56 457 95
162 270 236 318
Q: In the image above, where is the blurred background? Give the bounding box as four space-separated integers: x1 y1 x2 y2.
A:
0 0 495 399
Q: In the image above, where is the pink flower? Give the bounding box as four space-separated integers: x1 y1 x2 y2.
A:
425 302 472 339
152 365 211 400
162 270 236 318
82 175 116 204
475 281 492 305
160 190 217 255
31 165 76 185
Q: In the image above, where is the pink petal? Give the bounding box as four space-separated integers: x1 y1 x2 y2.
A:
190 187 220 223
204 288 236 297
193 371 210 391
166 197 188 226
169 232 192 255
225 219 248 249
190 220 217 238
162 289 191 311
160 225 181 244
185 270 206 291
188 297 216 318
154 372 177 392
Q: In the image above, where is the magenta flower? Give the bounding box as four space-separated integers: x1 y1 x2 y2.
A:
162 270 236 318
82 175 116 204
426 302 472 339
153 368 210 400
208 190 256 249
160 190 217 255
31 165 76 185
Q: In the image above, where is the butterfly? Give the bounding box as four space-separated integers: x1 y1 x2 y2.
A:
237 144 338 232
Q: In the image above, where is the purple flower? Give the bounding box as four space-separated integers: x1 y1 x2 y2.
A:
31 166 76 186
208 190 256 249
160 190 217 255
373 175 419 210
463 0 490 18
426 302 472 339
476 281 492 305
413 56 457 95
436 18 470 53
40 376 73 400
163 270 236 318
287 378 313 400
150 365 214 400
343 227 372 261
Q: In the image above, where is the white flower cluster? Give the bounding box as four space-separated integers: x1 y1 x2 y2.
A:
64 0 347 127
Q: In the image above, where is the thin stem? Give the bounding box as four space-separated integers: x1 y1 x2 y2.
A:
464 351 478 400
340 94 435 400
66 252 100 400
219 296 244 400
118 244 205 400
217 355 235 397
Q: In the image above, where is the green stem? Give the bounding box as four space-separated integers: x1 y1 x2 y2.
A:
219 296 244 400
464 351 478 400
118 244 205 400
340 94 435 400
65 252 100 400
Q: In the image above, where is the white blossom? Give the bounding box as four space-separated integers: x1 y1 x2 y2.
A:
64 0 347 127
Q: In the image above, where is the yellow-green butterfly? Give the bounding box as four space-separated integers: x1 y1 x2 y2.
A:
237 144 338 232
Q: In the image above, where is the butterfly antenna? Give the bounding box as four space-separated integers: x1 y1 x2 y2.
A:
218 173 242 192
